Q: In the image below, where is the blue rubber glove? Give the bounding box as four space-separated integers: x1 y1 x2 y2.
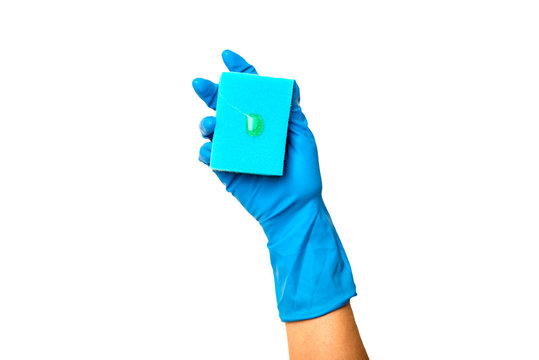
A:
193 50 356 322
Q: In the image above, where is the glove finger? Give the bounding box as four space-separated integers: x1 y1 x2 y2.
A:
222 50 258 74
199 116 216 140
198 141 212 165
198 142 238 188
199 143 239 189
289 80 309 128
291 81 301 112
192 78 218 110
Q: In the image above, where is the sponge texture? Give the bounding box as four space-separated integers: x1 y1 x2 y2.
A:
210 72 294 176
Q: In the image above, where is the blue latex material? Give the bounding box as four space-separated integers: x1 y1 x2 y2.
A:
193 50 356 322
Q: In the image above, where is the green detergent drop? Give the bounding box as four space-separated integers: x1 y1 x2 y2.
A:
245 114 264 136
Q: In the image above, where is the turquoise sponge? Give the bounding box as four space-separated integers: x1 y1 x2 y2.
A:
210 72 295 176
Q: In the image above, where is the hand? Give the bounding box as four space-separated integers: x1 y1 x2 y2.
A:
194 50 321 223
193 50 356 322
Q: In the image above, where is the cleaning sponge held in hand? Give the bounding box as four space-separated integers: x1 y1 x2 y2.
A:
210 72 295 176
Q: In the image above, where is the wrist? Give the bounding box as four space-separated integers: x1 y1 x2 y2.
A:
260 196 323 246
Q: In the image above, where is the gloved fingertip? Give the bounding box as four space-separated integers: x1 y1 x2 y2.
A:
199 116 216 138
199 119 208 135
192 77 215 94
222 50 257 74
221 49 235 60
198 142 212 165
192 77 204 91
198 154 209 165
292 81 301 108
192 78 219 109
221 49 239 65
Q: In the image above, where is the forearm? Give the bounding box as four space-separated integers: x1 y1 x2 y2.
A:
285 303 369 360
262 198 356 322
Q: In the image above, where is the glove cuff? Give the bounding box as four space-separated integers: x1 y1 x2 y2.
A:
262 197 357 322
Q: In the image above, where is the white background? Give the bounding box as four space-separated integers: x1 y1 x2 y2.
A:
1 0 538 359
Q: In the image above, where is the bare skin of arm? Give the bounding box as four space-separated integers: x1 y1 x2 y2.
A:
285 303 369 360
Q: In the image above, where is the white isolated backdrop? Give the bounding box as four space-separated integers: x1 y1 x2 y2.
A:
1 0 538 359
